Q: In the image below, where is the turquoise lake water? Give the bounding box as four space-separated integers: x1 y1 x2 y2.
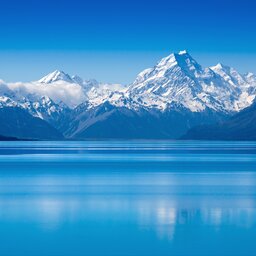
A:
0 141 256 256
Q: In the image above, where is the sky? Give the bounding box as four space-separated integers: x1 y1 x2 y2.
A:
0 0 256 84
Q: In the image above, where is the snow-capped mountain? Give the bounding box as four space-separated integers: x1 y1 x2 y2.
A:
128 50 256 112
0 50 256 139
37 70 125 108
0 79 70 128
39 70 74 84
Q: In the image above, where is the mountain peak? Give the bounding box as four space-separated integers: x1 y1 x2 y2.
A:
71 75 84 85
39 70 74 84
216 63 224 68
244 72 256 84
174 50 202 74
211 63 228 70
157 50 195 68
245 72 255 78
178 50 188 55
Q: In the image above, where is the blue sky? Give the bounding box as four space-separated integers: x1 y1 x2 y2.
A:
0 0 256 83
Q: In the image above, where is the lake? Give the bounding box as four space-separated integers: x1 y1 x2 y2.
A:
0 141 256 256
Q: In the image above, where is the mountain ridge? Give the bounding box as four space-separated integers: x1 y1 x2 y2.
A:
0 51 256 140
182 100 256 140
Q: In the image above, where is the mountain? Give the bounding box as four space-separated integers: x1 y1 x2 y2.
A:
0 51 256 140
0 90 71 130
128 51 255 112
0 106 63 140
0 134 19 141
64 51 256 139
182 101 256 140
64 102 226 139
38 70 74 84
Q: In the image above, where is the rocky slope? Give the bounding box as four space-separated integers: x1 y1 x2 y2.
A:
182 101 256 140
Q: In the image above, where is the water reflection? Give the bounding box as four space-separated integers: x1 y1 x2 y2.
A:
1 194 256 240
0 141 256 255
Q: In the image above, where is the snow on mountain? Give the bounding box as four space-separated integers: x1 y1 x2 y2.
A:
245 72 256 85
209 63 256 110
128 51 214 111
0 51 256 134
6 79 86 109
244 72 256 96
0 71 126 128
0 78 71 126
210 63 247 87
71 75 84 86
0 96 19 108
21 96 69 125
128 51 256 112
38 70 74 84
37 71 126 108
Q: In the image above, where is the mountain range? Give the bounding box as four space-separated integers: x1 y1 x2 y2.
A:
0 50 256 140
183 101 256 140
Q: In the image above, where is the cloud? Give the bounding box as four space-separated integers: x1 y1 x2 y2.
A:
6 81 87 108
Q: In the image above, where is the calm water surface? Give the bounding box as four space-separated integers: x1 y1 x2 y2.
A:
0 141 256 256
